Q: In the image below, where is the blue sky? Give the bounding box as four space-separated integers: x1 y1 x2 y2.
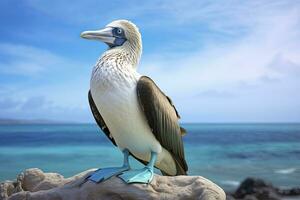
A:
0 0 299 122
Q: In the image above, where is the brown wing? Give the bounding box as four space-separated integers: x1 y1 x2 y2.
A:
88 90 116 146
136 76 188 175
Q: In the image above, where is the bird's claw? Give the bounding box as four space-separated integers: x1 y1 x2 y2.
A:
88 166 130 183
118 167 154 184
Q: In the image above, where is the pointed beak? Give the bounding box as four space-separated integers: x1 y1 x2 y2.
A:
80 27 115 45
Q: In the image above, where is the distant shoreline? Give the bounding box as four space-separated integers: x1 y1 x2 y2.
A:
1 118 300 125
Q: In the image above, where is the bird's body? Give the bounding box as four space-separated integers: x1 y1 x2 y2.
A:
90 49 177 175
81 20 187 183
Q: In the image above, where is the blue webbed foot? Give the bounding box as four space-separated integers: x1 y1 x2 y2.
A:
88 166 130 183
88 149 131 183
118 166 154 184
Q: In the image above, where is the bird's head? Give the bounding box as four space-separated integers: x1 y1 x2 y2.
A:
81 20 142 66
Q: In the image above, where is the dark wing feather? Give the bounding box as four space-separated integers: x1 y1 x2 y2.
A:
136 76 188 175
88 90 116 146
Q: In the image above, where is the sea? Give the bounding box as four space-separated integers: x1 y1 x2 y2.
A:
0 123 299 191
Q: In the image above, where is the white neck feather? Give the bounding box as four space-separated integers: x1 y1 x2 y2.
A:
100 38 142 69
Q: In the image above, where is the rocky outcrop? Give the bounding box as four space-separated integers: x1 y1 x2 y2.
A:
0 168 225 200
226 177 300 200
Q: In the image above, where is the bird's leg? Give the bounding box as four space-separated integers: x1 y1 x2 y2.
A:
88 149 130 183
118 151 157 184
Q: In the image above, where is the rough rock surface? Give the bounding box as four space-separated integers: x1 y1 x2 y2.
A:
226 177 300 200
0 168 225 200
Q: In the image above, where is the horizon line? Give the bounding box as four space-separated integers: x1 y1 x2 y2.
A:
0 118 300 125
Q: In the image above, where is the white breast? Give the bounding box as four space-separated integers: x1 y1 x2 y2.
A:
91 61 162 157
90 59 177 175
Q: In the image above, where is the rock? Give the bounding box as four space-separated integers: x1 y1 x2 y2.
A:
277 187 300 196
1 168 226 200
0 181 15 199
0 178 23 199
228 177 300 200
21 168 45 191
234 177 278 199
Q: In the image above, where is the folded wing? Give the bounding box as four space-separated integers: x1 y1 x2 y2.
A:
136 76 188 175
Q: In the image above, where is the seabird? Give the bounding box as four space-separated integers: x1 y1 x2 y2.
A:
81 19 188 184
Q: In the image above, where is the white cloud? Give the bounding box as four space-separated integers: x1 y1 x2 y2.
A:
0 43 67 76
1 0 299 122
139 2 300 122
0 43 93 122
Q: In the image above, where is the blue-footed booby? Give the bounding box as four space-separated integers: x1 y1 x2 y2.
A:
81 20 188 184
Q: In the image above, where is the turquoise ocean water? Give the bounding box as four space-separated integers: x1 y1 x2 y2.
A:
0 123 299 191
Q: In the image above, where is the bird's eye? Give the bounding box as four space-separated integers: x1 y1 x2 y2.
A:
117 28 122 34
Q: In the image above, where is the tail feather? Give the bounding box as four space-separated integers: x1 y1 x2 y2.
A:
130 151 188 176
161 153 188 176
